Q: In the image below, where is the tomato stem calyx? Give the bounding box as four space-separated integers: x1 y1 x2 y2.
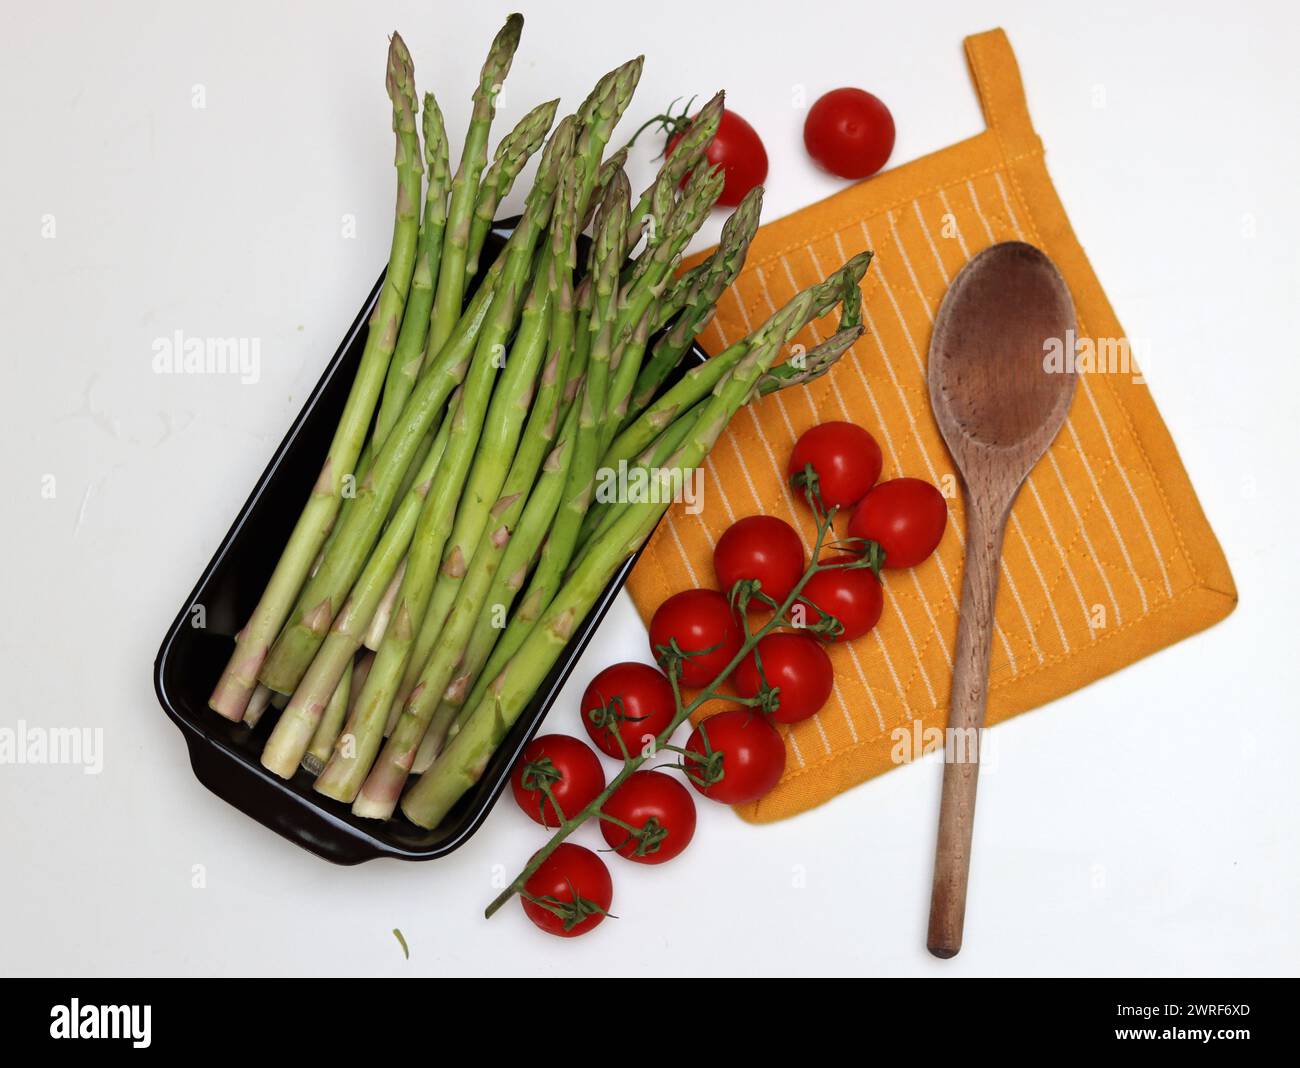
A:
728 576 781 616
520 758 571 826
627 95 700 152
586 694 648 731
790 461 838 521
839 536 885 576
677 727 726 789
652 634 727 685
598 812 668 858
521 885 615 932
520 755 563 794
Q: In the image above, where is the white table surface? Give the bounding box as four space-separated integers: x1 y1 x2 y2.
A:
2 0 1296 978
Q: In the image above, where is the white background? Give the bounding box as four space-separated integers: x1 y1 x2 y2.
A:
2 0 1297 978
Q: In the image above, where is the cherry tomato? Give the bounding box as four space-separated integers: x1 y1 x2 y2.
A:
599 770 697 864
804 88 896 180
580 662 676 759
732 632 834 724
684 709 785 804
713 515 806 607
649 588 742 689
667 108 768 208
509 734 605 828
788 421 883 510
797 557 884 642
848 477 948 568
521 843 613 938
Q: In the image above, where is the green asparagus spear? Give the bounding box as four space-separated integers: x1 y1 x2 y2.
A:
208 33 422 721
304 651 374 775
582 147 629 231
302 657 352 777
465 98 560 279
427 14 525 360
372 92 451 447
573 57 643 209
364 557 406 650
241 683 274 730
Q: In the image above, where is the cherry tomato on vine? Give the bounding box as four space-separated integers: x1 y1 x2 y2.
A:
599 770 697 865
684 709 786 804
509 734 605 828
580 662 676 759
732 632 835 724
521 843 613 938
649 588 742 689
788 421 883 510
848 477 948 569
663 107 768 208
713 515 806 607
797 557 884 642
804 88 896 180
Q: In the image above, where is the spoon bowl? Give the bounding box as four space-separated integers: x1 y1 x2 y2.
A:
930 241 1077 462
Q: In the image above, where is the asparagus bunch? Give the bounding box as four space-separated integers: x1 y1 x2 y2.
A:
208 15 873 834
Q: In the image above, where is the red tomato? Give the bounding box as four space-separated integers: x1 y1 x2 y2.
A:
732 633 834 724
713 515 806 607
685 709 785 804
848 477 948 569
580 662 676 759
797 557 884 642
521 843 613 938
788 422 883 510
509 734 605 828
649 588 742 689
667 108 768 208
599 770 697 864
804 88 895 180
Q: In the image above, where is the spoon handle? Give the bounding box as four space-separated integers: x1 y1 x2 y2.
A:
927 497 1010 958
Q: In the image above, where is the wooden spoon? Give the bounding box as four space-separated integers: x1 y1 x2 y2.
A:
925 241 1077 958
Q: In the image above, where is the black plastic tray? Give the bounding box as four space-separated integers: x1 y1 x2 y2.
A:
153 221 703 864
